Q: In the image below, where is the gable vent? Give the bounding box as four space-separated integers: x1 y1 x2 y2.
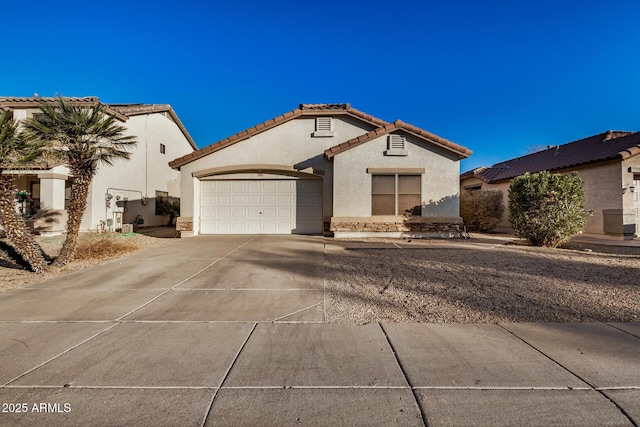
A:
389 134 405 150
312 117 334 137
386 134 408 156
317 117 332 131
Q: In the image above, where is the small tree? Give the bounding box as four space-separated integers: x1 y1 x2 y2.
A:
23 96 136 265
460 189 505 232
0 111 47 272
157 199 180 226
509 171 588 247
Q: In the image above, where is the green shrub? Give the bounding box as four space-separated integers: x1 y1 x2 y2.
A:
509 171 589 247
460 190 505 232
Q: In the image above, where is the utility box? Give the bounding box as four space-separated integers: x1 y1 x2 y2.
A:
121 223 134 234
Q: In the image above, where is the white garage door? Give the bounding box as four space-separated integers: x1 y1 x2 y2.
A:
200 179 323 234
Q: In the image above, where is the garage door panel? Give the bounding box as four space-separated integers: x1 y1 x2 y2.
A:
262 194 278 204
277 194 294 204
261 208 278 220
245 194 260 204
214 195 232 205
231 195 247 204
214 209 233 220
203 181 230 192
200 179 322 234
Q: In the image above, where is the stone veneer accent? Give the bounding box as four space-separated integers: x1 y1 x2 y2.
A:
176 217 193 232
330 216 464 234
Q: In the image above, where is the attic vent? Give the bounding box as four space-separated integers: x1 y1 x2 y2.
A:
385 134 408 156
312 117 334 137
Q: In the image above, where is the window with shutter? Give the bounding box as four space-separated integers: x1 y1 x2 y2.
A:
385 134 408 156
312 117 334 137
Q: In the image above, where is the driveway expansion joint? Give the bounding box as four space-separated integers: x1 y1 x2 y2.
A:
201 322 257 427
498 322 639 427
272 303 322 322
1 323 119 388
115 235 260 321
378 323 428 427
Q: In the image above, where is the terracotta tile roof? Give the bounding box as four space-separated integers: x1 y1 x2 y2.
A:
0 96 128 121
462 130 639 183
0 97 198 150
324 119 472 159
169 103 390 169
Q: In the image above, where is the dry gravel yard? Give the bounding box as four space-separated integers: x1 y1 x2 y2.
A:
2 233 639 324
325 240 640 324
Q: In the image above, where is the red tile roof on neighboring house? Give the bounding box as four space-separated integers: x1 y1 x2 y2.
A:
0 96 128 121
0 97 198 150
461 130 639 183
168 103 390 169
324 119 472 159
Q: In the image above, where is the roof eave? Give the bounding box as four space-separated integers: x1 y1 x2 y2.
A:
325 121 472 160
170 105 391 169
0 97 128 122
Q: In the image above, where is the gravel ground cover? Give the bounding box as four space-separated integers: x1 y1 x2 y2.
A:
325 240 640 324
2 233 638 324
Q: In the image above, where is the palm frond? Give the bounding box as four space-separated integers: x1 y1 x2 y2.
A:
22 95 138 170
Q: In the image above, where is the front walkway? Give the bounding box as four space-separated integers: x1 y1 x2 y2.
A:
0 235 638 426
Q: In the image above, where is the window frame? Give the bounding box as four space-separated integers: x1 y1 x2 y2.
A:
371 173 422 216
155 190 169 215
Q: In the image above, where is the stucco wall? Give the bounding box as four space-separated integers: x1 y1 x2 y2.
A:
177 116 376 234
333 132 462 218
82 112 194 231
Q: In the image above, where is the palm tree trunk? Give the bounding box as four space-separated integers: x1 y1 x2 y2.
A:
54 171 93 266
0 175 47 273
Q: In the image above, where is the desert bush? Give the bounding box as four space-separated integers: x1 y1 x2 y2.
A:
460 190 505 232
509 171 588 248
73 234 141 261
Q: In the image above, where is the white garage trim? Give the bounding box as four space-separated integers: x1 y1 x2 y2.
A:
200 178 322 234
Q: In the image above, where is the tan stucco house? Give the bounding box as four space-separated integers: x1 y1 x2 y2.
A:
460 130 640 239
169 103 471 238
0 96 197 235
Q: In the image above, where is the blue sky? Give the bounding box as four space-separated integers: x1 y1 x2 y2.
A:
3 1 639 172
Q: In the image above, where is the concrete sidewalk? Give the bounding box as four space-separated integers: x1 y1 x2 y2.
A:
0 235 638 426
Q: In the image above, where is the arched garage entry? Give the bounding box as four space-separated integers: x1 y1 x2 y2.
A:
196 165 323 234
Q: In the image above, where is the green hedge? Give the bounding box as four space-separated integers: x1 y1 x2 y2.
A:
509 171 589 247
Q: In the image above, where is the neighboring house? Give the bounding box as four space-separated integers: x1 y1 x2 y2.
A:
460 130 640 239
169 103 471 238
0 97 197 235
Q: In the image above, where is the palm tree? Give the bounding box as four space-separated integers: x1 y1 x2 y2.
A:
0 110 47 272
23 96 137 265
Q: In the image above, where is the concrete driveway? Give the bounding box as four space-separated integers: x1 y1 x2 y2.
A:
0 235 638 426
